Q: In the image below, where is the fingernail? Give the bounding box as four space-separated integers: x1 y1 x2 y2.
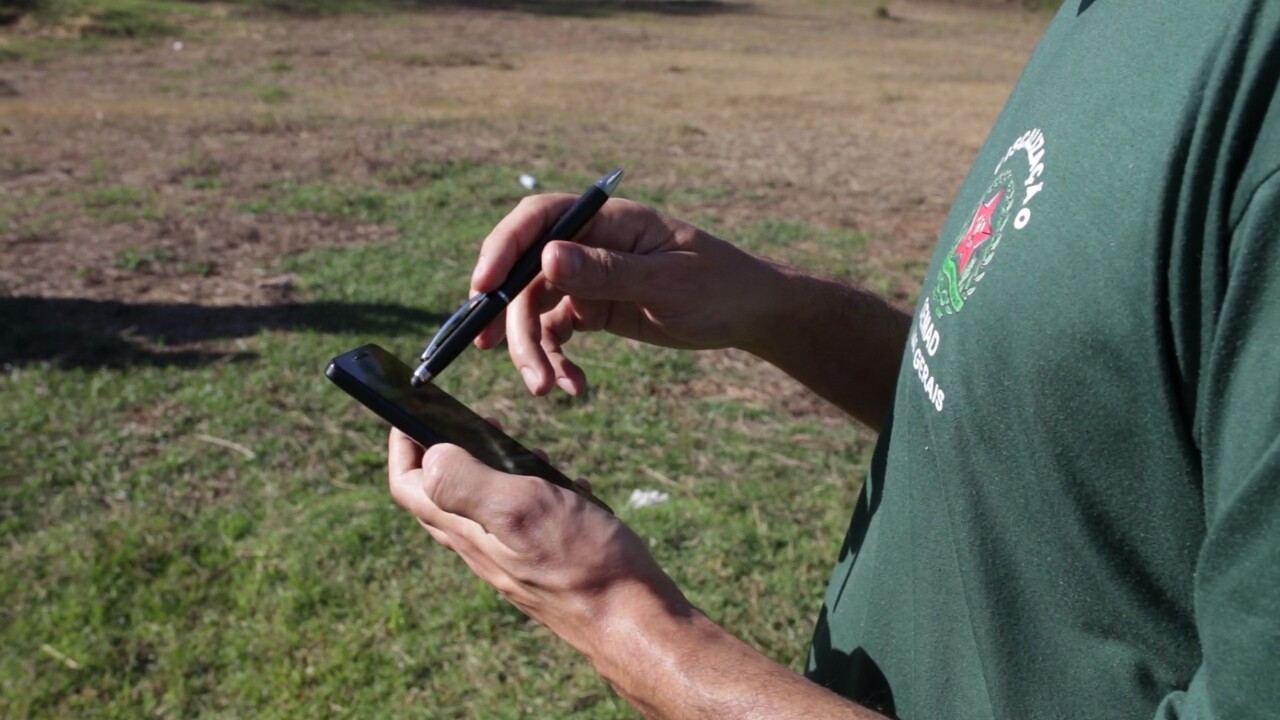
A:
521 366 538 390
555 244 582 276
556 377 576 395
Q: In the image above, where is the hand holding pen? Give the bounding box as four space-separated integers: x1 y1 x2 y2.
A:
411 169 625 386
465 187 787 397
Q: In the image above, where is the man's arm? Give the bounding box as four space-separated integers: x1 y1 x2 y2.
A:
388 431 889 719
469 196 909 430
739 263 909 430
1152 173 1280 719
588 595 888 720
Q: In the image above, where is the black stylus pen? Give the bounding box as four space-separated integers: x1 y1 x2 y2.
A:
409 168 624 387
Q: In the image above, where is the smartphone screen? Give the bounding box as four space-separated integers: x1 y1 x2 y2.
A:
326 343 611 513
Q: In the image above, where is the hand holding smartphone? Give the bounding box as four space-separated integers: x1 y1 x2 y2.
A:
326 344 612 514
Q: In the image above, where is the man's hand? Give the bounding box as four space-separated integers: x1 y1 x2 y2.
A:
470 195 789 397
387 428 888 719
470 195 910 429
387 428 693 657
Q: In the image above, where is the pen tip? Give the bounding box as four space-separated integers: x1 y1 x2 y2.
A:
409 363 433 387
598 168 624 196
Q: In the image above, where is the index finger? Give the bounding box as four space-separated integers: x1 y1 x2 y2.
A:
472 195 672 293
471 194 579 294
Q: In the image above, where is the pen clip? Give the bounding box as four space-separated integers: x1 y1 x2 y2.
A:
423 294 485 362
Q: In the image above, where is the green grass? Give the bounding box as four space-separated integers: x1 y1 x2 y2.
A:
253 85 292 104
227 0 422 18
0 187 64 240
4 0 422 29
1 161 873 717
14 0 206 38
82 184 162 224
114 246 177 272
174 152 224 191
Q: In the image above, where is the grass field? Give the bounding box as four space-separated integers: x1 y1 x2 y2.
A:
1 1 1046 716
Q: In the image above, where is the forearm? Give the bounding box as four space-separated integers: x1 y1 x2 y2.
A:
741 262 910 431
583 585 888 720
392 393 894 718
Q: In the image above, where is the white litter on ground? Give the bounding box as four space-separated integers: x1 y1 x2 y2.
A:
626 488 671 510
518 174 538 191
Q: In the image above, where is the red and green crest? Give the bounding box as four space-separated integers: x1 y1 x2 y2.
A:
932 171 1016 315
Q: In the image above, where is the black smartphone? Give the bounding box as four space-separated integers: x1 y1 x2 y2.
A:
326 343 612 514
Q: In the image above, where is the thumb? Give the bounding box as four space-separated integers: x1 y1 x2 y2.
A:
544 241 662 304
421 444 551 544
420 444 500 522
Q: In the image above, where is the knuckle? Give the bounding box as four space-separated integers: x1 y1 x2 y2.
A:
422 447 448 482
543 310 574 347
514 194 541 214
593 250 616 287
489 479 552 535
492 500 536 536
517 194 567 227
490 574 520 598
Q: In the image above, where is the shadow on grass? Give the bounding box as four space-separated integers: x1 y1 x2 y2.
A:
0 296 446 370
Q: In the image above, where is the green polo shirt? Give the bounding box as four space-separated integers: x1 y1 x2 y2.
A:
807 2 1280 718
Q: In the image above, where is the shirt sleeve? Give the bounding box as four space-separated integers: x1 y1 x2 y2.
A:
1153 171 1280 719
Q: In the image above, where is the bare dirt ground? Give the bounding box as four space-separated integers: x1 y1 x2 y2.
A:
0 0 1046 411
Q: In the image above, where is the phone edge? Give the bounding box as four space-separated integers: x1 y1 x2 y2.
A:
325 347 614 515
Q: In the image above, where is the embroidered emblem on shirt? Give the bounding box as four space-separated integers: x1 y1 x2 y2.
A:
910 128 1047 412
931 128 1046 317
933 173 1015 315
